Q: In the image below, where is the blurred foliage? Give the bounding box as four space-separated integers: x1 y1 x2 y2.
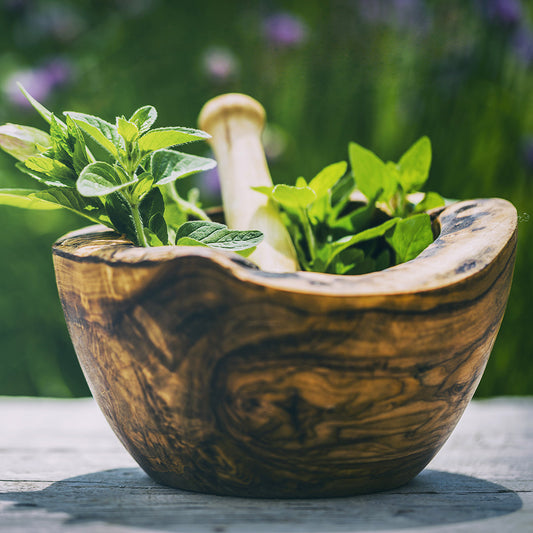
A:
0 0 532 397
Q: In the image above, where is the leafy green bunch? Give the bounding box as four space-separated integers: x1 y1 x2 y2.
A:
255 137 445 274
0 86 263 253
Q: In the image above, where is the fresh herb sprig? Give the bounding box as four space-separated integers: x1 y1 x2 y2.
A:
255 137 445 274
0 86 263 254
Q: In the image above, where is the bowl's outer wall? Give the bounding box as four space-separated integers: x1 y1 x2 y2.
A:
52 199 517 497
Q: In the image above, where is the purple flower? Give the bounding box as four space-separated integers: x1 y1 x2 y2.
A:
3 58 73 108
263 12 308 48
202 47 239 82
482 0 523 26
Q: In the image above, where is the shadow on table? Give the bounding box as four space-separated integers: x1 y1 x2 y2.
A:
0 468 522 532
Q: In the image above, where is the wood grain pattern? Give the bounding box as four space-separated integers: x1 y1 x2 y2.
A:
52 198 517 498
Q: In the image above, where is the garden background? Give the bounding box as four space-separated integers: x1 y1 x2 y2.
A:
0 0 531 397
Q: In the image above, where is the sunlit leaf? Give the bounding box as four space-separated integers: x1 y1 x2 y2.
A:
77 162 136 197
150 149 216 185
0 124 51 161
138 127 210 154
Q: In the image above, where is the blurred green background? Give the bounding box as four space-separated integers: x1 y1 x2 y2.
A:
0 0 531 397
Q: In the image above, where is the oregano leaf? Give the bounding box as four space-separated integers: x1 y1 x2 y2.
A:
129 105 157 134
150 149 216 185
77 162 136 197
138 127 210 154
176 220 263 251
0 123 51 161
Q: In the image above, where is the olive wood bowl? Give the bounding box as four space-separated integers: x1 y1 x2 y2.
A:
52 198 517 498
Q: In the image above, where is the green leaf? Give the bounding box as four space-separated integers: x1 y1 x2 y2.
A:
48 115 73 167
412 191 445 213
330 172 356 218
17 84 66 130
24 155 76 184
385 213 434 263
332 198 377 234
77 162 136 197
35 188 109 224
397 136 432 193
327 218 399 268
129 105 157 135
149 149 216 185
139 187 165 226
176 220 263 251
138 127 210 154
66 117 91 174
272 184 317 209
251 185 274 197
0 123 51 161
328 247 365 275
308 161 347 199
105 192 136 240
15 161 70 188
0 186 109 225
146 212 168 245
117 117 139 143
349 142 397 202
65 112 122 160
130 172 154 201
0 188 63 210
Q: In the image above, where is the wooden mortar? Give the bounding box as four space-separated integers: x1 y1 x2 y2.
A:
52 197 517 497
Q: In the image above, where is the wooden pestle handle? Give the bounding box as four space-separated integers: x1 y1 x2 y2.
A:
198 94 298 273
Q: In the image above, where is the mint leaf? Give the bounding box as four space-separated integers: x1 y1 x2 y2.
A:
349 142 396 202
77 162 137 197
329 217 398 262
129 105 157 134
272 184 317 209
251 185 274 197
150 149 216 185
412 191 445 213
308 161 347 198
138 127 210 154
176 220 263 251
397 136 432 193
385 212 433 263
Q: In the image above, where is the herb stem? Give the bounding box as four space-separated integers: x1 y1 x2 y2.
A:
165 184 211 221
300 208 316 262
128 196 149 247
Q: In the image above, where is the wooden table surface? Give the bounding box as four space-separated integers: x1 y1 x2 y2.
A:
0 397 531 533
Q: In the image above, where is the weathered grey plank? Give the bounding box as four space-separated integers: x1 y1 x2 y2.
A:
0 397 531 532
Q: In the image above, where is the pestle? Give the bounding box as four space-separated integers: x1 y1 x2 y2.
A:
198 93 298 272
